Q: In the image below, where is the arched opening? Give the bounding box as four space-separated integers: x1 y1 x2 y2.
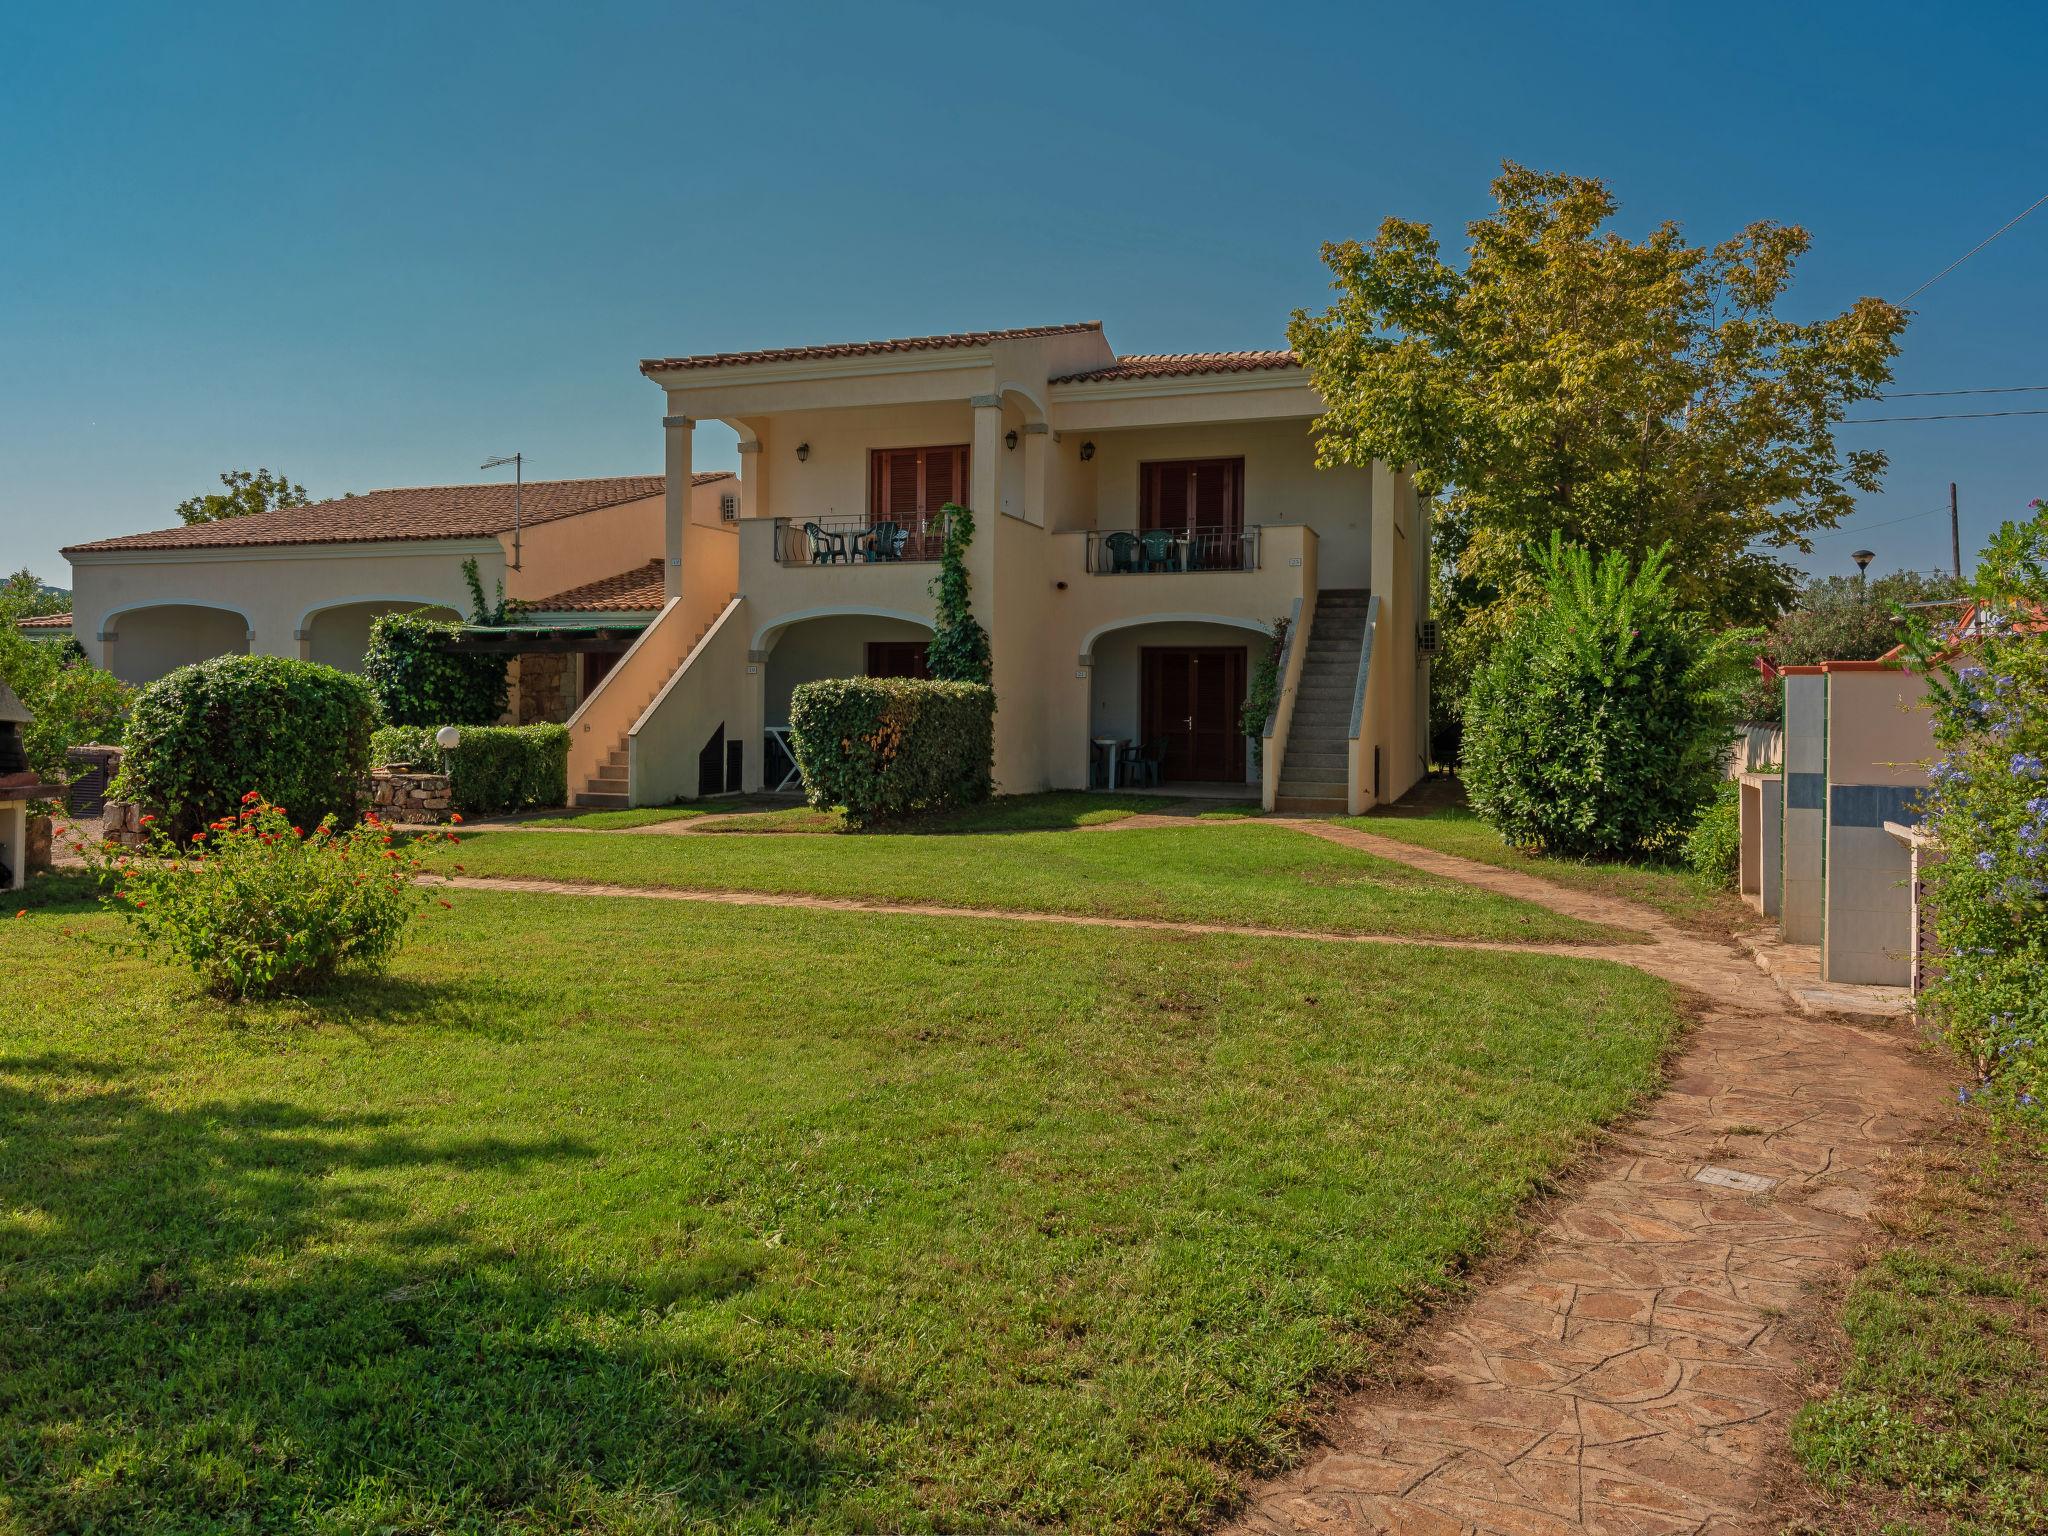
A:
304 600 461 674
105 604 250 686
1085 617 1271 789
758 610 935 789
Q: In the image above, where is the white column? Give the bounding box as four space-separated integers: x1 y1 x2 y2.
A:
1020 421 1048 527
736 437 763 522
663 413 695 603
969 395 1003 520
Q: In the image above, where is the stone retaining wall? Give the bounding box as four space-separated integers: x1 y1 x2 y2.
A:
369 769 454 824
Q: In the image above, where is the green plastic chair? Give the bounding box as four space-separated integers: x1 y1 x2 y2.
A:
1139 528 1179 572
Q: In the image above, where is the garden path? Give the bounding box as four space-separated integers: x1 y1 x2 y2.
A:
434 814 1947 1535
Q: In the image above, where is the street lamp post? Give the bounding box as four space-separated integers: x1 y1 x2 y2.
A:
1851 548 1875 588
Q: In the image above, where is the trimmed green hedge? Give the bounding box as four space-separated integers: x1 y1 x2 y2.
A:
370 723 569 815
788 678 994 828
364 612 507 726
113 655 376 841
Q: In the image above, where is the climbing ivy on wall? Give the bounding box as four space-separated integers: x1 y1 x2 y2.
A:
925 503 992 686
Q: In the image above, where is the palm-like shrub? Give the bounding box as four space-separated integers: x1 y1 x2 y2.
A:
1461 537 1746 857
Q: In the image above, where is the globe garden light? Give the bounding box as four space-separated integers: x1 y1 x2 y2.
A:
435 727 462 751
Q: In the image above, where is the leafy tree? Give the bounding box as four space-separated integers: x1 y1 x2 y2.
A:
1735 568 1965 720
175 468 313 526
0 593 131 783
2 567 70 617
1290 162 1908 684
1460 537 1751 858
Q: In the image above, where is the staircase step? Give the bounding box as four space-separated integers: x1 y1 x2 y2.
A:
574 791 630 809
1274 795 1348 814
596 763 629 781
1277 779 1349 800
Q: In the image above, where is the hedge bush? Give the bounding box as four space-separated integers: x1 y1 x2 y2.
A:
112 655 375 841
788 678 994 828
1683 778 1742 886
370 722 569 814
364 611 507 726
1461 537 1749 858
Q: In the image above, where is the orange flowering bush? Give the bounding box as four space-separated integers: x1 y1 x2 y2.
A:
73 793 453 999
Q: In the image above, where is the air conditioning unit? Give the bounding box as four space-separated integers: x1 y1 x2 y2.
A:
1418 619 1440 656
720 493 739 521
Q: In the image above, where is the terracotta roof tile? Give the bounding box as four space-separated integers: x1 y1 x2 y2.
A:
15 612 73 629
528 560 667 614
640 321 1103 375
1049 351 1299 385
62 473 730 556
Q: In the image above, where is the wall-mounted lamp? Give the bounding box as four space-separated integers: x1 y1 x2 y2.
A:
1079 440 1096 462
795 442 811 463
1005 429 1019 451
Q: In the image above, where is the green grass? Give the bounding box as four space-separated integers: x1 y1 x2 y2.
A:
423 821 1633 944
690 791 1187 836
522 803 714 830
1344 801 1747 935
1 883 1682 1533
1792 1124 2048 1533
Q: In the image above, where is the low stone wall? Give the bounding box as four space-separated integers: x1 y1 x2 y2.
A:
26 813 52 872
99 800 148 849
369 769 454 825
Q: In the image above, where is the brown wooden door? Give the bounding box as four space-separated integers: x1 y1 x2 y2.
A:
865 641 931 679
1141 646 1247 782
871 444 969 556
1140 458 1246 569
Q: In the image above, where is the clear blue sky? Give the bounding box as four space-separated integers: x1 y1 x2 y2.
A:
4 0 2043 589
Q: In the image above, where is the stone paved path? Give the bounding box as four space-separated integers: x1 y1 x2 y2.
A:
1213 821 1943 1536
439 813 1945 1534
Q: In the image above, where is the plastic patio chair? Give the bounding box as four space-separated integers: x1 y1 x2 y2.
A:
863 521 906 562
1101 531 1140 573
803 522 847 564
1138 528 1179 572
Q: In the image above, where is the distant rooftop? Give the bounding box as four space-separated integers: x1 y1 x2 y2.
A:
63 473 729 556
528 560 666 614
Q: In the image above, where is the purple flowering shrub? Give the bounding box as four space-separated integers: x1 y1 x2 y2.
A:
1916 500 2048 1128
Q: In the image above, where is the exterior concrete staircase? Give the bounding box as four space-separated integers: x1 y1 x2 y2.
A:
1275 588 1371 814
572 612 721 808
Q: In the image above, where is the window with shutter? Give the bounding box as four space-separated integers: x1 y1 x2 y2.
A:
869 445 971 521
1139 458 1243 534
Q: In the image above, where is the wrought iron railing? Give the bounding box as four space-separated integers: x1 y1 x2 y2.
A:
1085 525 1260 574
772 512 947 565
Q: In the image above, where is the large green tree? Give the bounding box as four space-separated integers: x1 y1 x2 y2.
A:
1290 163 1909 646
2 567 69 617
175 468 313 526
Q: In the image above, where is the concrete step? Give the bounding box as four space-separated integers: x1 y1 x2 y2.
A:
1289 712 1353 732
1274 794 1347 814
1277 779 1348 801
596 762 629 781
606 750 629 767
1286 748 1349 771
574 791 630 809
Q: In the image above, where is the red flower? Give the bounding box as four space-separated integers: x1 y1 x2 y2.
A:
449 813 464 824
139 814 155 825
241 791 260 805
13 909 24 919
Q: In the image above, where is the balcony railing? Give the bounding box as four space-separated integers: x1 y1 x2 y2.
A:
772 513 947 565
1085 525 1260 574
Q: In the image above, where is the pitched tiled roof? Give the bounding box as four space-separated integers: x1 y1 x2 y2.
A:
15 611 73 629
528 560 667 614
1050 351 1300 385
62 473 730 556
640 321 1103 375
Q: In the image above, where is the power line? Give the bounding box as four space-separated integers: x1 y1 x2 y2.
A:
1808 506 1948 541
1842 407 2048 423
1880 384 2048 399
1903 189 2048 302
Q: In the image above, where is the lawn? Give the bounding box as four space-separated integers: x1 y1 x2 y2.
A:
525 803 714 830
1792 1116 2048 1533
1346 798 1750 935
421 819 1633 944
1 881 1681 1533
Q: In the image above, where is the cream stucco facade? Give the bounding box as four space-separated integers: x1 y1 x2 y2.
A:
567 322 1431 812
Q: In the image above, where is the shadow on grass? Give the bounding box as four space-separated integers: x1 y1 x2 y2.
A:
11 867 104 914
0 1057 886 1530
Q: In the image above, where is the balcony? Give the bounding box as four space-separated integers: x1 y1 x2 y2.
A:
1084 525 1261 574
771 513 947 565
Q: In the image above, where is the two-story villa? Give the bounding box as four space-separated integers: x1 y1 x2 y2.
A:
573 320 1429 814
